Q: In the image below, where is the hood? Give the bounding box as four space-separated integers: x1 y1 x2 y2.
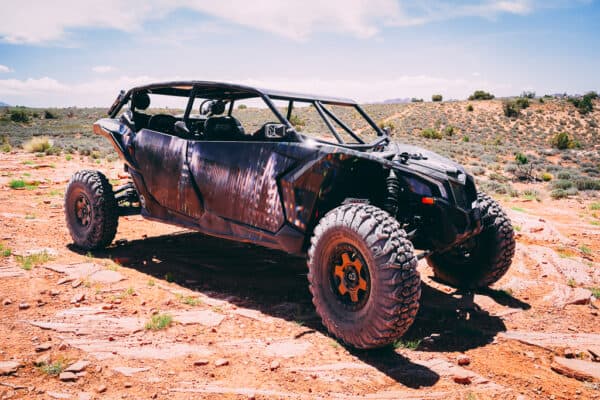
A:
384 142 467 182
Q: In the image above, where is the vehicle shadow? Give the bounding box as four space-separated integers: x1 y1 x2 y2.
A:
90 231 519 388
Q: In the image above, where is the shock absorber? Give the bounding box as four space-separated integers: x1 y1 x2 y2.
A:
384 167 402 218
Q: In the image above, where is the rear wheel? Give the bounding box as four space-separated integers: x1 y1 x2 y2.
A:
65 170 118 250
307 204 421 349
427 193 515 289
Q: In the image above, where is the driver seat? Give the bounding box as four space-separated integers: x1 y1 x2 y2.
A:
203 116 246 141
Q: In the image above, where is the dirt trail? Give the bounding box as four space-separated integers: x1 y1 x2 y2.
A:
1 153 599 400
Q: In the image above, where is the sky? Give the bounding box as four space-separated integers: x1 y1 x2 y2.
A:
0 0 599 107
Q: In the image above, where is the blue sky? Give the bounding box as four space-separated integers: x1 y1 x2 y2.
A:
0 0 598 107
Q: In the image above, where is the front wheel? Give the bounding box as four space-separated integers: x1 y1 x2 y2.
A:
427 193 515 289
65 170 118 250
307 204 421 349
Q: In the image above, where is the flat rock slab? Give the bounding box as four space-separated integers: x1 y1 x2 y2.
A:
0 265 24 279
68 337 213 360
88 269 125 284
171 309 225 327
47 392 72 399
264 339 311 358
500 331 600 349
0 360 21 375
112 366 150 376
232 308 274 324
551 356 600 382
45 262 100 279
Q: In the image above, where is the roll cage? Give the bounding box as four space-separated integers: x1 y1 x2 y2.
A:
108 81 390 150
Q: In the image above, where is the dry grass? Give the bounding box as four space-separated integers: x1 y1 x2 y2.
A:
23 136 52 153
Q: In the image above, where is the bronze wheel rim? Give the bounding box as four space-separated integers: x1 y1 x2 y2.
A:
328 243 370 310
74 193 92 227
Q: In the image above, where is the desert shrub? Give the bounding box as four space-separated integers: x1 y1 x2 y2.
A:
288 114 305 129
23 136 52 153
420 128 442 139
378 120 395 131
469 90 495 100
469 166 485 175
541 172 553 181
466 104 474 112
10 109 30 123
552 179 573 190
521 91 536 99
503 101 520 118
551 189 568 199
514 152 528 165
568 91 597 114
551 132 575 150
443 125 456 137
237 104 247 110
43 110 58 119
411 98 423 103
556 171 571 180
432 94 443 102
515 97 530 109
1 135 10 153
462 135 469 142
574 178 600 191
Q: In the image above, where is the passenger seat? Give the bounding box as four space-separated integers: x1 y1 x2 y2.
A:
203 116 246 141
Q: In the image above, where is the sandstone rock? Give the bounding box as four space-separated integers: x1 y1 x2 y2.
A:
57 277 72 285
551 356 600 382
194 359 209 366
71 279 82 288
88 270 125 284
65 361 90 373
47 392 72 399
96 385 107 393
59 371 78 381
50 290 61 296
453 373 472 385
34 354 51 366
215 358 229 367
270 360 280 371
3 298 12 306
588 346 600 361
70 293 85 304
112 366 150 377
19 302 30 310
0 360 21 375
78 393 92 400
565 288 592 306
457 355 471 366
171 310 225 327
35 343 51 352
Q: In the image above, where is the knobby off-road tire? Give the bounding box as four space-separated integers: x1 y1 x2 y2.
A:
65 170 118 250
427 192 515 289
307 204 421 349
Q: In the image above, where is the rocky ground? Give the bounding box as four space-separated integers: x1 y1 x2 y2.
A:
1 153 599 400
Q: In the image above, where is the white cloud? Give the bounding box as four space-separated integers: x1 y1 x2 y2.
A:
0 65 12 73
92 65 116 73
0 0 587 44
0 74 513 107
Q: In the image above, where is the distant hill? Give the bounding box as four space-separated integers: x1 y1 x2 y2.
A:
0 101 10 107
378 98 412 104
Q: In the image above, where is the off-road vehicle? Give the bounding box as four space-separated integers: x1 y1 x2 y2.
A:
65 81 515 349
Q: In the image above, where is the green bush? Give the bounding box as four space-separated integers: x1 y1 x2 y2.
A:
288 114 305 128
462 135 470 142
521 91 535 99
503 101 519 118
431 94 443 102
574 179 600 191
443 125 456 137
43 110 58 119
541 172 553 181
466 104 474 112
10 109 30 123
378 120 395 131
411 98 423 103
515 97 530 109
551 132 574 150
23 136 52 153
556 171 571 180
420 128 442 139
514 152 528 165
468 90 495 100
568 91 597 114
237 104 247 109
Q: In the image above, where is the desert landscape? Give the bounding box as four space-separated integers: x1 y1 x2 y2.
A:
1 96 599 400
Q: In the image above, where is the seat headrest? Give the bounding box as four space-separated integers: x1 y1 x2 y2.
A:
204 116 245 140
132 92 150 110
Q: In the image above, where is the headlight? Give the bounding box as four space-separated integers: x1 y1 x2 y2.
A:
404 176 433 197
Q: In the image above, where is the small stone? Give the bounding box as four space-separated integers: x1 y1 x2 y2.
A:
96 385 107 393
58 342 68 351
66 361 90 373
19 302 30 310
193 359 209 366
71 279 82 288
124 382 132 388
78 393 93 400
57 277 72 285
70 293 85 304
35 343 51 352
50 290 60 296
457 354 471 366
3 298 12 306
564 348 577 359
34 354 51 366
0 360 21 375
59 371 78 381
101 304 113 310
215 358 229 367
453 373 472 385
270 360 280 371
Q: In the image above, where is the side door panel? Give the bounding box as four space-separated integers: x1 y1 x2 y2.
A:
187 142 296 233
